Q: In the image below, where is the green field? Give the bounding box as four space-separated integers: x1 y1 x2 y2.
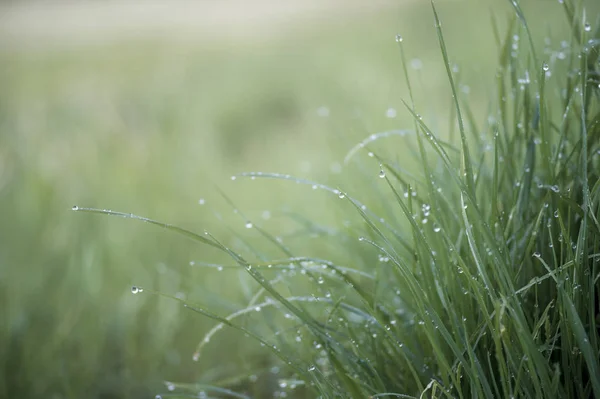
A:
1 1 599 398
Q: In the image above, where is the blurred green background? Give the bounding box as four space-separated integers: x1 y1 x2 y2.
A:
0 0 596 397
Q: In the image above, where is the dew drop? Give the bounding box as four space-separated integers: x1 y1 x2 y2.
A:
433 226 441 233
230 176 237 181
131 286 142 294
165 382 175 391
395 34 403 43
533 252 541 258
308 365 316 371
71 205 79 211
584 23 591 32
379 169 386 179
542 62 549 72
338 192 345 199
367 151 374 157
245 221 253 229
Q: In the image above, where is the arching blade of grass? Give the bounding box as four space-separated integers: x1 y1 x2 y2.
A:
142 288 310 377
71 206 221 249
343 130 414 165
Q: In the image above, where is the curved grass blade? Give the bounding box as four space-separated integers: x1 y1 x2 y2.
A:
71 206 221 249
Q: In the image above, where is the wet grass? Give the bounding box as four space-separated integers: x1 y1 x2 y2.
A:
77 2 600 398
2 0 600 398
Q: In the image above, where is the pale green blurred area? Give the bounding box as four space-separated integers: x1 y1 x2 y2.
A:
0 1 591 397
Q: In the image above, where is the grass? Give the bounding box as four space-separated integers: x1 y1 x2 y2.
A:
1 0 599 398
70 0 600 398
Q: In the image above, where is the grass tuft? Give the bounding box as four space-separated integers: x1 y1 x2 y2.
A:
77 0 599 397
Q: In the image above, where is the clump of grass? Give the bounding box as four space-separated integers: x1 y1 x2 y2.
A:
76 1 599 397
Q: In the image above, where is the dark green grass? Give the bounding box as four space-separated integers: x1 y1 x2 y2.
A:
72 1 600 398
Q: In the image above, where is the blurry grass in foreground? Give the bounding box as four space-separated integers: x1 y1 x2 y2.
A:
2 0 600 398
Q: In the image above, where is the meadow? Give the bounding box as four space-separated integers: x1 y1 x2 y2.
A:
0 0 599 398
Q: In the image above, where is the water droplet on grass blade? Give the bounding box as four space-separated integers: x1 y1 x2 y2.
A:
584 23 591 32
131 286 143 294
72 205 79 211
395 34 403 42
542 62 549 71
245 222 253 229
